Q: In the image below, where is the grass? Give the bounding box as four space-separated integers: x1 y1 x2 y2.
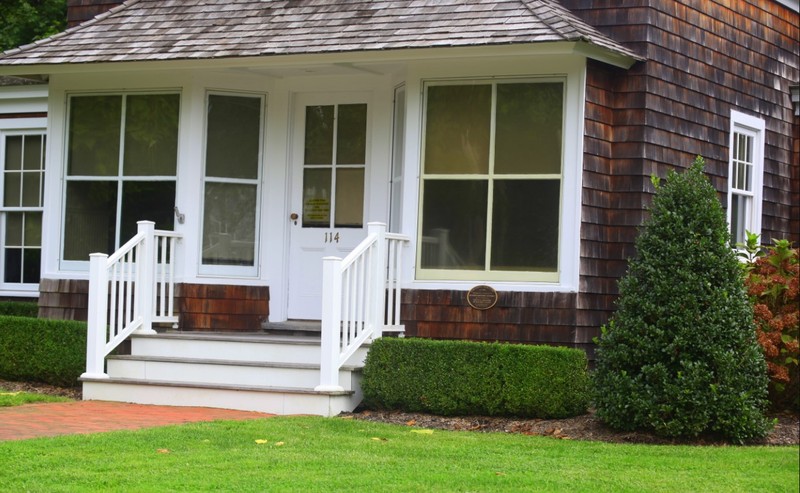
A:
0 416 797 492
0 388 71 406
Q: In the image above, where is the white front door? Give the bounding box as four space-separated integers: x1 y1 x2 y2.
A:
287 93 372 320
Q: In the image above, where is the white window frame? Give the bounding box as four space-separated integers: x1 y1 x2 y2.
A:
0 129 46 293
198 90 266 278
416 77 567 283
59 91 181 271
727 110 765 248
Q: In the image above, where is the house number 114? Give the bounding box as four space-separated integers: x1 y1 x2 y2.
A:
324 232 340 244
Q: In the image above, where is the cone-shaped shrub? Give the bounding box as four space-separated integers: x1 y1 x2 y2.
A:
593 157 771 442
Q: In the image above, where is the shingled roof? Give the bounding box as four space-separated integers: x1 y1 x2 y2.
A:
0 0 639 67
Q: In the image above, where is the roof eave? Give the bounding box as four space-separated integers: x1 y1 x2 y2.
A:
573 41 642 70
0 41 640 77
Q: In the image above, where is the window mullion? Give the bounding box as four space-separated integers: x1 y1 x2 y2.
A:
485 83 498 273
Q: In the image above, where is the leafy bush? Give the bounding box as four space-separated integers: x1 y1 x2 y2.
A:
0 300 38 318
362 337 590 418
0 316 86 387
739 234 799 410
592 158 771 442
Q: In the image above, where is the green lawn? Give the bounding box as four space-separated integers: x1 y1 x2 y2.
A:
0 388 71 406
0 416 796 492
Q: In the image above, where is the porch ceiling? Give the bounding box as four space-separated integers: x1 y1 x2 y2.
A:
0 0 641 73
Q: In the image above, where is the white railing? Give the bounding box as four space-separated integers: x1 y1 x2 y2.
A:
81 221 181 379
316 222 409 391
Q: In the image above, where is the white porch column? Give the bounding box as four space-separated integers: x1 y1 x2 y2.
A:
316 255 344 392
367 222 387 340
81 253 110 379
136 221 157 335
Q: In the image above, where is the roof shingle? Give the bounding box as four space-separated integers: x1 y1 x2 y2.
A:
0 0 640 66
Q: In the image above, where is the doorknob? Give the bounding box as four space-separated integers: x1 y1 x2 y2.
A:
290 212 299 225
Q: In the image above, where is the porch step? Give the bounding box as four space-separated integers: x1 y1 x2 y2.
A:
262 320 321 335
81 377 361 416
106 355 360 390
130 332 369 367
82 331 369 416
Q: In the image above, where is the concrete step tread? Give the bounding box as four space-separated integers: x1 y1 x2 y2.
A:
80 377 354 396
109 354 361 371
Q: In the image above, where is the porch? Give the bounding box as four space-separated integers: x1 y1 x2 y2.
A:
79 221 409 416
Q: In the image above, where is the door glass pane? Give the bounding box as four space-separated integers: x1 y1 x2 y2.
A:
304 105 334 165
4 136 22 170
495 83 563 175
119 181 176 241
3 172 20 207
205 95 261 179
302 168 331 228
22 135 43 170
336 104 367 165
63 181 117 260
424 85 491 174
21 172 41 207
202 182 257 266
491 180 559 271
124 94 180 176
5 212 22 245
335 168 364 228
421 180 487 269
68 95 122 176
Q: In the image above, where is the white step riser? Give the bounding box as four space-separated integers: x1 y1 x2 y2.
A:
82 381 362 417
131 338 369 366
107 359 356 390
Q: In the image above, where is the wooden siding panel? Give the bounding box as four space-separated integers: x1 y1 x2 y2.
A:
561 0 798 353
401 289 579 347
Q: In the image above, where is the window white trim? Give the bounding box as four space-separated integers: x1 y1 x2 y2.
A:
0 117 47 294
727 110 765 247
416 76 570 284
197 90 266 278
59 90 181 271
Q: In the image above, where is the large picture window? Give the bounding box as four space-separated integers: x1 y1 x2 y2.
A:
727 110 764 247
418 80 564 281
1 133 45 286
200 93 263 273
63 93 179 263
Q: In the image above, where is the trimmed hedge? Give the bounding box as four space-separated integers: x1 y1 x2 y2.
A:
361 337 590 418
0 301 38 318
0 316 86 387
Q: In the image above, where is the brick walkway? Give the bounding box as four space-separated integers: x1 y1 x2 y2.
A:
0 401 274 441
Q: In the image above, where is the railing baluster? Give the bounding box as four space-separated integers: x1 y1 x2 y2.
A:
83 221 181 380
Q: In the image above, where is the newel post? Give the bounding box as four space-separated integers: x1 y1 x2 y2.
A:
367 222 387 340
82 253 110 379
137 220 157 334
316 255 344 392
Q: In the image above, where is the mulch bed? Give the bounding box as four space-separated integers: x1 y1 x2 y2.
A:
342 408 799 446
3 379 796 445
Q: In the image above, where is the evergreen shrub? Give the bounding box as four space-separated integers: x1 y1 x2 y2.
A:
592 158 771 442
0 301 38 318
0 316 86 387
361 337 590 418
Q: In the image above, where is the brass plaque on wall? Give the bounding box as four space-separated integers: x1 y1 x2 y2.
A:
467 285 498 310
